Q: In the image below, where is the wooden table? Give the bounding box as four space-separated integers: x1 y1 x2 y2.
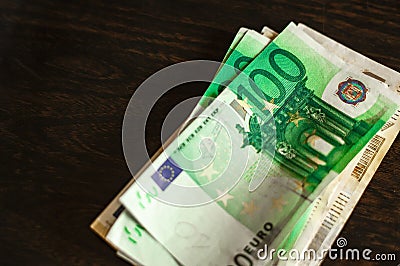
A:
0 0 398 265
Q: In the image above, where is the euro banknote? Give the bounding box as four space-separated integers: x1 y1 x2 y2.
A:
119 22 400 265
91 23 400 266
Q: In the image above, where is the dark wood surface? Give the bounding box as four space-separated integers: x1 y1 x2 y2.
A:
0 0 399 265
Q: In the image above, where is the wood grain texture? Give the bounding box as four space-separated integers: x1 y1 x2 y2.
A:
0 0 398 265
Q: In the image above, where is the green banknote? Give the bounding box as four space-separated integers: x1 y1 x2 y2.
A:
119 22 399 266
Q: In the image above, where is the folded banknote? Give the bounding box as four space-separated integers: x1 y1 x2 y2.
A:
118 22 400 265
90 22 400 266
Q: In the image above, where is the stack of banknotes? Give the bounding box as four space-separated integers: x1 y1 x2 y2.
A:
91 22 400 266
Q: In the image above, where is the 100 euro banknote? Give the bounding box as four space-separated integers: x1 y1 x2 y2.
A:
119 22 400 265
91 23 400 264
